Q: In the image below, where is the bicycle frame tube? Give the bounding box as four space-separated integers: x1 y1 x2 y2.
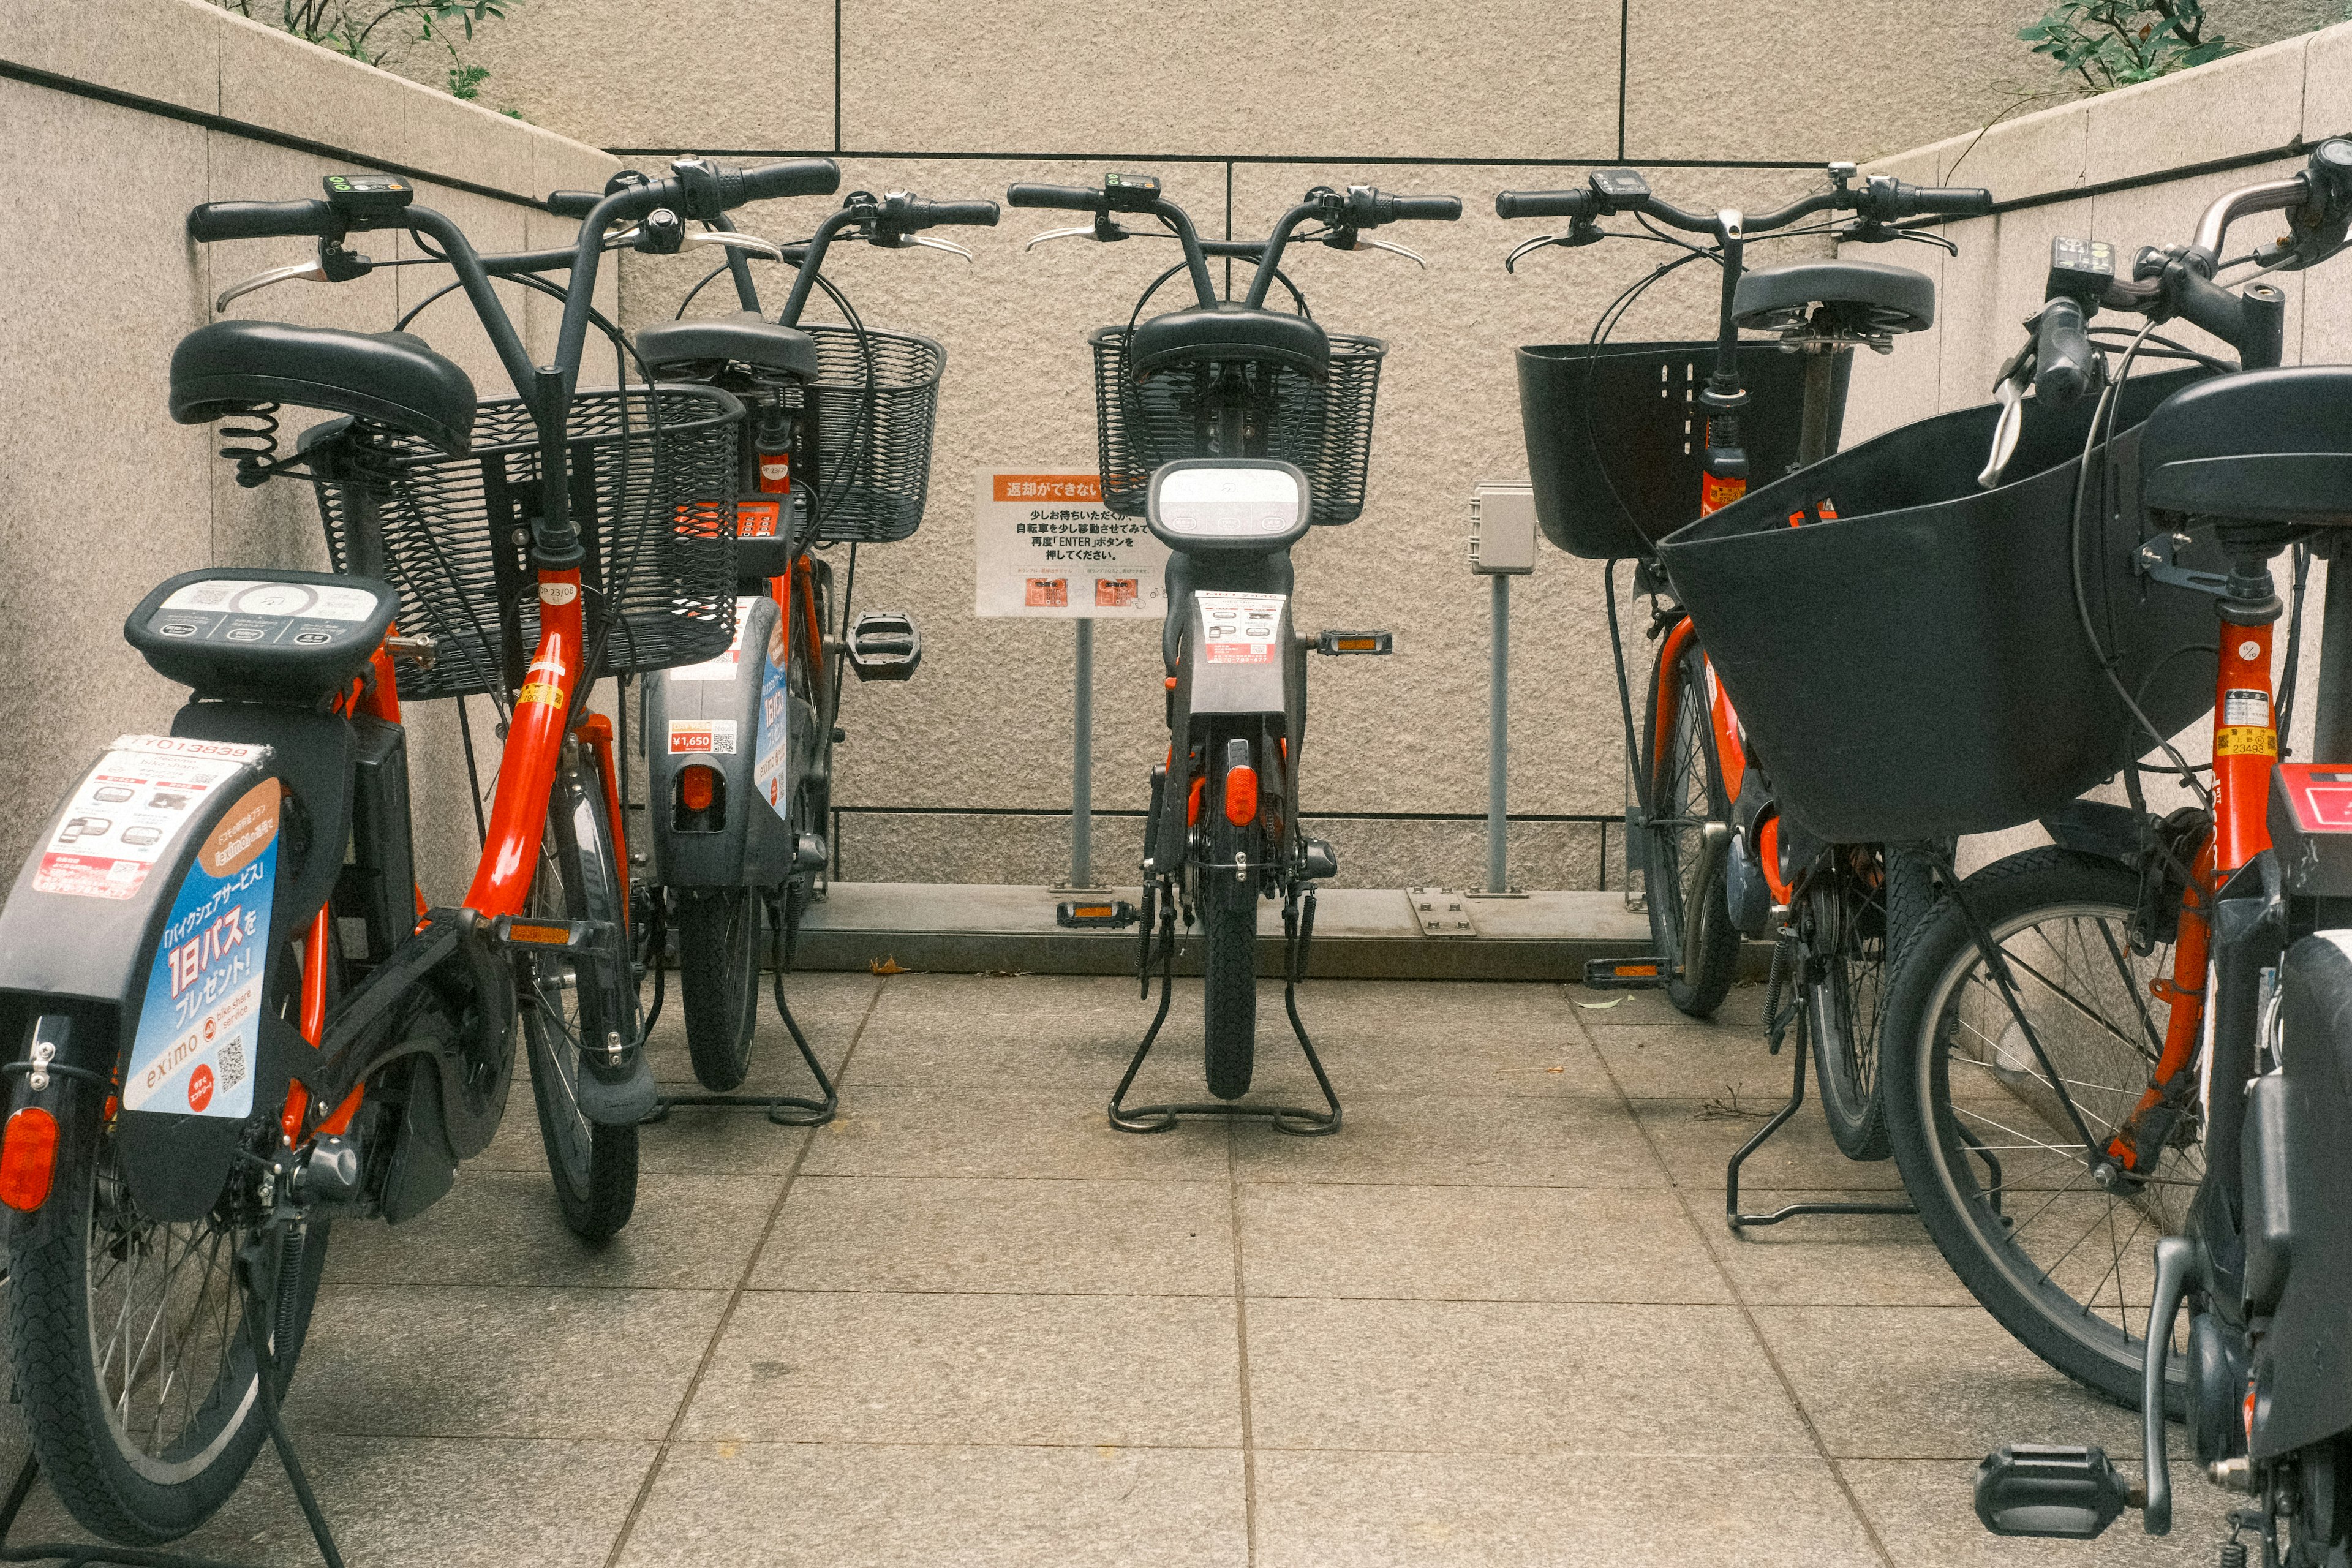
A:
465 569 587 917
1703 656 1749 804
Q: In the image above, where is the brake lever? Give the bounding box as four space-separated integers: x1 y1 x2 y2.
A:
1024 224 1107 252
687 230 788 261
1978 353 2032 489
214 258 330 312
1503 233 1562 273
885 233 974 262
1348 235 1428 268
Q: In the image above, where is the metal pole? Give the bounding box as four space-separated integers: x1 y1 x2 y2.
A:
1488 572 1509 894
1074 617 1093 886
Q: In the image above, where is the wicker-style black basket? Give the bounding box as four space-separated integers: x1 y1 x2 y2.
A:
797 323 945 545
1087 325 1385 523
303 383 744 702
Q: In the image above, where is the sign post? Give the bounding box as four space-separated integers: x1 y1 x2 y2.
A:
974 469 1169 889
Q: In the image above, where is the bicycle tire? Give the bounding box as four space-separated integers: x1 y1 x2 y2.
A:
1804 847 1894 1161
1882 846 2195 1410
677 886 760 1092
1202 724 1258 1099
1639 640 1738 1017
520 754 641 1243
8 1082 329 1545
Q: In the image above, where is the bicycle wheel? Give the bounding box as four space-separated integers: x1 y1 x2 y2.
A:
677 886 760 1092
1202 725 1259 1100
1803 846 1893 1160
1882 846 2196 1409
1639 639 1738 1017
8 1084 330 1545
520 753 641 1242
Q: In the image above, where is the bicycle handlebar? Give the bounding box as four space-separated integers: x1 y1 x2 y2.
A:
2031 298 2095 405
187 200 342 243
1006 182 1102 212
1494 170 1991 235
1493 190 1593 222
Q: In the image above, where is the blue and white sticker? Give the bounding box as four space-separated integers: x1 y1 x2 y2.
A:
124 778 281 1119
754 609 792 819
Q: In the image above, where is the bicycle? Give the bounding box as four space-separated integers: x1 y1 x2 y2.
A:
627 186 996 1101
1496 164 1989 1170
0 154 837 1545
1006 173 1458 1129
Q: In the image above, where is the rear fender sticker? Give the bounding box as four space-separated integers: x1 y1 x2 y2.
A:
754 613 792 816
669 719 739 755
1197 592 1284 665
33 738 255 901
124 778 281 1119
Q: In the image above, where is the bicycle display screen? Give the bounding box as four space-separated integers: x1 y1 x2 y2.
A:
1148 464 1308 544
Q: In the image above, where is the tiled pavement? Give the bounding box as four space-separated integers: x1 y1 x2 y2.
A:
1 973 2238 1565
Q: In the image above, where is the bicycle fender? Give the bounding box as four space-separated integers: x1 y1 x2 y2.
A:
644 595 797 888
0 734 296 1219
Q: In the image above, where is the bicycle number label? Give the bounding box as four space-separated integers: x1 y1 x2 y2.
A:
669 719 738 755
1198 593 1283 665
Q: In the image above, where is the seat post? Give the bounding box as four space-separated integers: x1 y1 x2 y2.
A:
1796 346 1842 470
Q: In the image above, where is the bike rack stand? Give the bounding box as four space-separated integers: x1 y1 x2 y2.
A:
0 1274 345 1567
1110 886 1340 1136
1725 986 1917 1232
639 892 837 1130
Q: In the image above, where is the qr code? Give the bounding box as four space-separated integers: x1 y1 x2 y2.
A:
216 1036 246 1093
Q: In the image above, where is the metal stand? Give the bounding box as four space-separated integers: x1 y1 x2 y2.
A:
1109 886 1339 1136
0 1274 345 1567
640 892 837 1129
1725 1009 1917 1232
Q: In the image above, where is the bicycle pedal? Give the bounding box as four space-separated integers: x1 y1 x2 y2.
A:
1057 899 1137 929
491 914 611 951
1314 628 1392 655
1974 1444 2139 1539
848 611 922 681
1584 956 1667 989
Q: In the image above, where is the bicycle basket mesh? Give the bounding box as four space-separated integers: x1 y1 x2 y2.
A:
306 383 742 702
1087 326 1385 523
799 323 946 545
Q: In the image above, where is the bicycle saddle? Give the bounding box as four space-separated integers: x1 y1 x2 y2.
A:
2141 366 2352 525
168 320 476 456
1732 259 1936 336
1129 303 1331 379
636 312 822 380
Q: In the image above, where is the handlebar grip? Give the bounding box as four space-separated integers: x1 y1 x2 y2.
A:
2033 298 2095 408
729 158 842 205
1894 183 1994 218
916 199 1001 228
546 190 602 218
1384 194 1462 222
1007 182 1102 212
187 200 339 242
1494 189 1596 222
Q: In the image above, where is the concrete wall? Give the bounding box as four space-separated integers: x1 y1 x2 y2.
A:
1840 21 2352 867
0 0 619 897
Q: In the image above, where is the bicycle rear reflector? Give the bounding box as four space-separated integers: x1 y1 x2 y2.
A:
1057 900 1137 929
0 1107 59 1212
1584 956 1666 989
491 916 604 951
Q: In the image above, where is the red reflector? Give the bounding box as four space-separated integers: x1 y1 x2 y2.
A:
1 1107 60 1212
681 765 717 812
1224 765 1259 825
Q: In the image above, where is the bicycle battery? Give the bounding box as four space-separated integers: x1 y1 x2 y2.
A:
643 594 801 888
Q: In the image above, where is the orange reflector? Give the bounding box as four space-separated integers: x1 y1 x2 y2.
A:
681 764 717 812
505 921 574 948
1073 905 1114 918
1186 776 1204 826
0 1107 60 1212
1333 638 1377 652
1164 676 1178 691
1224 765 1259 825
1610 963 1660 978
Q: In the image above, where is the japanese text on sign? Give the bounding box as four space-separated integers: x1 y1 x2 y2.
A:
974 469 1170 620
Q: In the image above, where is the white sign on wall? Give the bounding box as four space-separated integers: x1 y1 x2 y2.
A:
973 469 1169 620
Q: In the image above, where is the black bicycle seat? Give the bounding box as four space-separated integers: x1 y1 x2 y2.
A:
2141 366 2352 525
636 312 822 380
169 320 476 456
1732 259 1936 336
1129 304 1330 379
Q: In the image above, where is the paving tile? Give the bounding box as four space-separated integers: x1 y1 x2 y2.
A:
1632 1097 1908 1193
1254 1451 1880 1567
753 1175 1234 1296
1681 1188 1978 1308
1587 1021 1803 1101
1564 981 1770 1030
326 1168 782 1291
615 1441 1248 1568
1842 1458 2235 1567
643 969 879 1092
285 1284 725 1440
682 1291 1243 1447
1246 1298 1811 1456
473 1091 815 1178
9 1438 654 1568
1758 1306 2152 1460
1233 1094 1665 1188
1240 1184 1728 1304
843 970 1202 1092
799 1086 1231 1180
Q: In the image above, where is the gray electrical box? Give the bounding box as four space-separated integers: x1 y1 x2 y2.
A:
1469 481 1538 575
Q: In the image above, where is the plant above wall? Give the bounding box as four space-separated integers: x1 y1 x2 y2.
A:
211 0 524 110
2019 0 2240 91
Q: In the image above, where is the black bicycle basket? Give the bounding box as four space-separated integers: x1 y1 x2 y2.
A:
304 383 744 703
1088 325 1385 523
1517 339 1850 559
1656 365 2222 845
800 323 945 544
